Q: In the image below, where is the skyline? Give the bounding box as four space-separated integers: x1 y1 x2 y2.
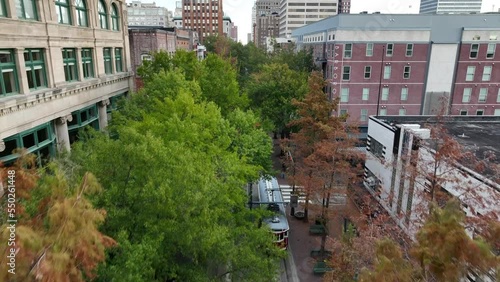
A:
148 0 499 44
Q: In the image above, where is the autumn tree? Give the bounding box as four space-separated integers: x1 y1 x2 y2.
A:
0 154 114 282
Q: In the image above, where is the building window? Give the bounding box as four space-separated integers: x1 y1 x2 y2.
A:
383 65 391 79
482 66 492 81
342 66 351 81
403 66 411 79
343 43 352 59
1 0 7 17
401 87 408 101
55 0 71 24
340 88 349 102
497 88 500 103
103 48 112 74
406 43 413 57
98 0 108 29
399 108 406 116
68 104 100 143
339 109 348 116
0 50 18 97
386 43 393 56
460 110 467 115
75 0 88 27
366 43 373 57
478 88 487 102
362 88 369 101
360 109 368 121
486 43 496 59
368 136 385 159
141 54 152 61
24 49 46 90
62 49 78 82
114 48 122 72
111 3 120 31
465 66 475 81
476 109 484 116
462 88 472 102
495 109 500 116
364 66 371 79
379 108 387 116
16 0 37 20
470 44 479 59
81 48 93 78
381 87 389 101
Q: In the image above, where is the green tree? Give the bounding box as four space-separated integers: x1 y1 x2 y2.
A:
137 50 201 83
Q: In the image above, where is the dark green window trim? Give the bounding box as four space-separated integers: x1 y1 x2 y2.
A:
114 48 122 72
111 3 119 31
15 0 38 20
55 0 71 24
62 48 78 82
0 122 56 166
68 104 100 144
0 49 19 97
98 0 108 29
103 48 112 74
24 49 47 90
75 0 88 27
0 0 7 17
106 92 127 113
81 48 94 78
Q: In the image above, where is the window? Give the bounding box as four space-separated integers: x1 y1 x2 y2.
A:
339 109 348 116
497 88 500 103
495 109 500 116
381 87 389 100
55 0 71 24
103 48 112 74
482 66 492 81
368 136 385 159
81 48 93 78
114 48 122 72
399 108 406 116
470 44 479 58
364 66 371 79
362 88 369 101
338 87 350 103
366 43 373 56
1 0 7 17
478 88 487 102
344 43 352 59
386 43 393 56
486 43 496 59
342 66 351 81
0 50 18 97
24 49 46 90
360 109 368 121
406 43 413 57
403 66 411 79
111 3 120 31
460 110 467 115
16 0 37 20
141 54 152 61
98 0 108 29
466 66 475 81
476 109 484 116
462 88 472 102
75 0 88 27
62 49 78 81
379 108 387 116
401 87 408 100
383 65 391 79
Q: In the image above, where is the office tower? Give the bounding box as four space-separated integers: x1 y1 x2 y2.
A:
420 0 482 14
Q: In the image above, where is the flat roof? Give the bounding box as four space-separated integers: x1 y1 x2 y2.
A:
291 14 500 43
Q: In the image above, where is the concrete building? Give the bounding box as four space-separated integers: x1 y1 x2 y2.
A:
0 0 132 165
278 0 350 38
364 115 500 243
182 0 223 42
230 24 238 42
173 16 182 28
255 0 280 48
127 0 173 27
420 0 482 14
291 14 500 126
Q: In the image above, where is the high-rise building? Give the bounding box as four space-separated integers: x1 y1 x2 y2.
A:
419 0 482 14
279 0 350 38
0 0 132 165
182 0 223 42
127 1 173 27
255 0 280 48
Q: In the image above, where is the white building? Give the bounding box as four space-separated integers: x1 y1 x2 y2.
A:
127 0 173 27
420 0 482 14
364 116 500 238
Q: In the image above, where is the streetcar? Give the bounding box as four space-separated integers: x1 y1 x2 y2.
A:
257 177 290 250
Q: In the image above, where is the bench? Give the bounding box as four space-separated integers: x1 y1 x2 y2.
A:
310 249 333 258
309 224 327 235
313 261 333 275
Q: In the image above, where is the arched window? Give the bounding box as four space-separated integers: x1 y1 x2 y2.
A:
55 0 71 24
98 0 108 29
75 0 88 27
111 3 119 31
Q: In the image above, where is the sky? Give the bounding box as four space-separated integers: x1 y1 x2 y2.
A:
151 0 499 45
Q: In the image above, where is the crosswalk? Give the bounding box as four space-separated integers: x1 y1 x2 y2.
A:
279 185 347 206
279 185 306 203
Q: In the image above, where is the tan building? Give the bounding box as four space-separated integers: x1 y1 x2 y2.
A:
0 0 132 165
181 0 223 42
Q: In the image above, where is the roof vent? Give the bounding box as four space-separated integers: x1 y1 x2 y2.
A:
458 133 469 138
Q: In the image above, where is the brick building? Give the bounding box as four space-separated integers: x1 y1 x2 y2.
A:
182 0 223 42
291 14 500 126
0 0 132 165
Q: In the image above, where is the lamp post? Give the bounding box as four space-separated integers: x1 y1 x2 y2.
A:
376 45 385 117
